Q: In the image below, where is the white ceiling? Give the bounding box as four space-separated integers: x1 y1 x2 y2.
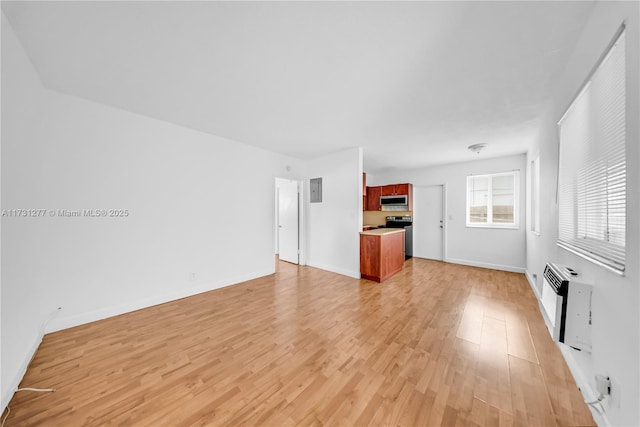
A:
2 1 595 173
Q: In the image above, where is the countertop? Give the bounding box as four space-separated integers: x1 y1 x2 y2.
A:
360 228 405 236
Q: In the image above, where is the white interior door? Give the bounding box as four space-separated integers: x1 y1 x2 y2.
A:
413 185 444 260
277 179 299 264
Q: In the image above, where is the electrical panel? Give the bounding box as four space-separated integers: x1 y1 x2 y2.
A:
310 177 322 203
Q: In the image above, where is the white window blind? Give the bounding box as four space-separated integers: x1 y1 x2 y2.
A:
558 29 626 274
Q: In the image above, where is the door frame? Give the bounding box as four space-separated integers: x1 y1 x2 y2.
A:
442 183 447 262
275 177 305 265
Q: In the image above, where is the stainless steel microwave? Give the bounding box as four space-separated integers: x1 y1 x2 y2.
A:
380 195 408 207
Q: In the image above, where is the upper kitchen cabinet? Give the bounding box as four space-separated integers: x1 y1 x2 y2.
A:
362 172 367 211
380 185 394 197
366 186 382 211
365 183 412 211
394 184 412 197
403 184 413 211
381 184 411 197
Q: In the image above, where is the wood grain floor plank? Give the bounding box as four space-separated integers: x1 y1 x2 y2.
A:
509 355 558 427
5 259 594 426
505 307 539 364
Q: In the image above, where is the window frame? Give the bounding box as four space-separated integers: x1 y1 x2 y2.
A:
465 170 520 229
530 156 541 235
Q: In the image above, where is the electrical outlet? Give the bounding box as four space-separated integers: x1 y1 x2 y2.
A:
596 375 611 396
189 272 197 282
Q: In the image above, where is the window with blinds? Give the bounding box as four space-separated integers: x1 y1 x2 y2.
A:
557 28 626 274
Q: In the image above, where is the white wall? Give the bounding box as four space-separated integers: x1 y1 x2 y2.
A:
1 15 306 411
305 148 362 278
526 3 639 426
1 12 48 411
372 154 526 272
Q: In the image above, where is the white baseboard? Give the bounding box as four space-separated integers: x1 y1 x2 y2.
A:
305 261 360 279
1 333 43 414
1 305 63 412
525 269 542 300
558 344 611 427
46 268 274 333
445 257 526 274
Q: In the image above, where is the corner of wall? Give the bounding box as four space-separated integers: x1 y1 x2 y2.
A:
306 148 362 277
524 269 541 300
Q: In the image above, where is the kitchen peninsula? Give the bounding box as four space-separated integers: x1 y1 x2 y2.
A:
360 228 405 282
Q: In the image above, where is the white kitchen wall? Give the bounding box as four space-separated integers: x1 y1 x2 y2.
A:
1 15 307 411
305 148 362 278
526 2 639 426
372 154 526 272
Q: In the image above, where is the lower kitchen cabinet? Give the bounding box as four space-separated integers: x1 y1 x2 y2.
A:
360 229 405 282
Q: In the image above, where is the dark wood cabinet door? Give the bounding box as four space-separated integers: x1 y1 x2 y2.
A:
394 183 412 210
366 186 381 211
394 184 410 196
380 185 395 196
362 173 367 211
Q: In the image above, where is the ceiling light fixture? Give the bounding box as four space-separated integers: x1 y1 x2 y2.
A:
468 143 488 154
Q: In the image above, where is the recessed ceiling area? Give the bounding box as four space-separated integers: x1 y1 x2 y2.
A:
1 1 596 173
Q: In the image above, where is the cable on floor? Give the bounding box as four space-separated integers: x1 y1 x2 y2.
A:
585 393 605 405
1 387 56 426
585 393 605 418
1 407 10 427
15 388 56 393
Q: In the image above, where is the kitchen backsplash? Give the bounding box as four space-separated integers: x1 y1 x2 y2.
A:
363 210 412 226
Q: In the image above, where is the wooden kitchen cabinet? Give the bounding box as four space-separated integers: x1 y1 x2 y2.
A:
360 229 405 282
366 186 382 211
366 183 413 211
394 183 411 196
396 183 413 211
380 185 395 197
381 184 411 196
362 173 367 211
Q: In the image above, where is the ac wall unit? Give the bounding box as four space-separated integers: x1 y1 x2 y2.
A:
541 263 593 352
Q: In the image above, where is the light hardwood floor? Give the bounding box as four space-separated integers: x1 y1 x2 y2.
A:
5 259 595 426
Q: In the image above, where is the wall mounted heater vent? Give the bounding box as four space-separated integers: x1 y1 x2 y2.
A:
541 263 593 352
